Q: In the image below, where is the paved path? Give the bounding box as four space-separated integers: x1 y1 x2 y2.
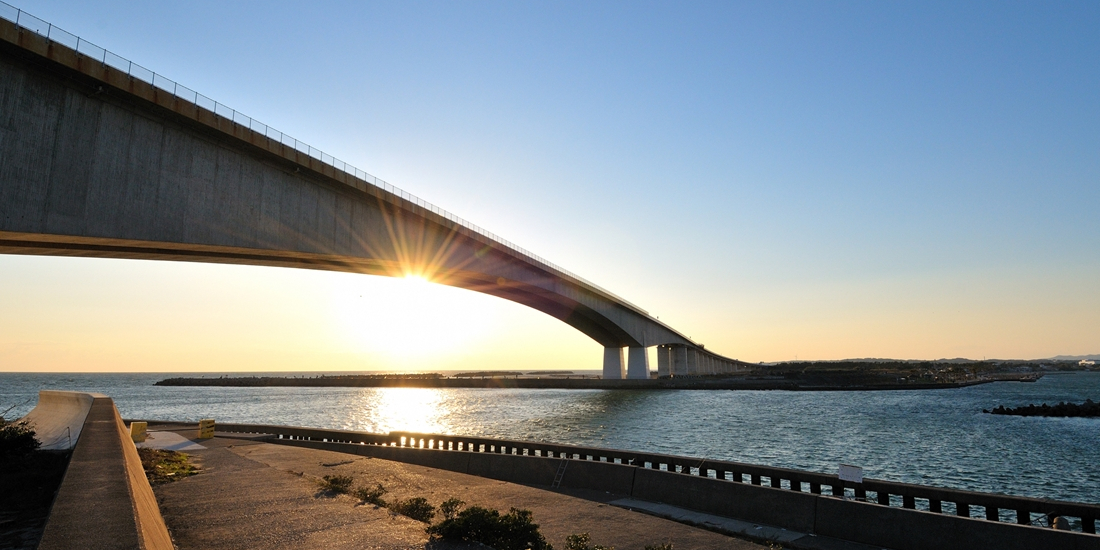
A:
148 429 769 550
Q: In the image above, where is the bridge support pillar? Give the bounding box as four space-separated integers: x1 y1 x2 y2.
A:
686 348 699 375
602 347 625 379
671 346 689 376
656 345 671 377
626 347 649 379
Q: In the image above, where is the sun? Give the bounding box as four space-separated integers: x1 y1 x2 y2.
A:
328 272 494 366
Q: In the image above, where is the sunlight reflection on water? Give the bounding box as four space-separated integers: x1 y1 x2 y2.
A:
2 371 1098 504
346 388 447 434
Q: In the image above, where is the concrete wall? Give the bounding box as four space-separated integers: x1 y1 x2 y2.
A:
814 497 1098 550
37 394 172 550
246 426 1100 550
632 467 819 533
19 390 96 450
274 437 637 495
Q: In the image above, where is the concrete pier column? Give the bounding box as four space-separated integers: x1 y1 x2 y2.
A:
657 345 671 377
626 347 650 379
686 348 699 375
602 347 625 379
672 345 689 376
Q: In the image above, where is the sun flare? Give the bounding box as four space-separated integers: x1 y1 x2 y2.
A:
329 273 493 366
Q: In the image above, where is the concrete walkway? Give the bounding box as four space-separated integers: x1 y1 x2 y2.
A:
146 427 770 550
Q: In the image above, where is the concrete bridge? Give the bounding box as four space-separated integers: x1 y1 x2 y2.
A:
0 8 751 378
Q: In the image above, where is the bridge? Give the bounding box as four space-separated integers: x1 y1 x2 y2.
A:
0 5 750 378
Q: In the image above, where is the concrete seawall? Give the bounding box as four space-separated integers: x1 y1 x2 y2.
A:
632 466 820 534
215 423 1099 550
19 390 96 451
264 437 641 496
22 392 172 550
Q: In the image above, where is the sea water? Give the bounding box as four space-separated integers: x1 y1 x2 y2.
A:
2 371 1097 505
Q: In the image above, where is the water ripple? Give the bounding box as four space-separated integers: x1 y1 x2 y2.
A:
2 371 1098 504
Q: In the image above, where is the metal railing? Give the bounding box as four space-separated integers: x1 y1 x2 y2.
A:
0 1 650 315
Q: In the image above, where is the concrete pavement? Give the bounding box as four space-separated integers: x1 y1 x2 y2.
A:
147 427 769 550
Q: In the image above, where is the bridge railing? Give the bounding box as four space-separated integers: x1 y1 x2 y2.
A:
211 422 1100 535
0 1 648 315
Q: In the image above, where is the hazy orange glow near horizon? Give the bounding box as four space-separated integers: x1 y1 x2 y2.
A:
1 253 1096 373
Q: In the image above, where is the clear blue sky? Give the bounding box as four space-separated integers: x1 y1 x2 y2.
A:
2 1 1098 371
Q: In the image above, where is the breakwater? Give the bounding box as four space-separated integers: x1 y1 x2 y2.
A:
154 374 1000 391
985 399 1100 417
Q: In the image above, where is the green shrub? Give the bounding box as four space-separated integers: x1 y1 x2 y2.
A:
354 483 387 506
439 497 465 520
391 496 436 523
318 474 354 494
427 505 552 550
566 532 613 550
0 420 39 460
644 544 674 550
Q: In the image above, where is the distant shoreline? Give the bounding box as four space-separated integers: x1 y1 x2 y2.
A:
153 374 1039 391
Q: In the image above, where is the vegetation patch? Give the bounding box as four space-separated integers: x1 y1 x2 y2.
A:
0 419 40 460
354 482 388 506
137 448 199 484
439 497 465 520
310 474 658 550
565 532 613 550
0 419 70 550
426 504 551 550
390 496 436 523
317 474 354 494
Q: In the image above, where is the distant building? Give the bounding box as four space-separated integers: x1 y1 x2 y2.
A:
1080 359 1096 367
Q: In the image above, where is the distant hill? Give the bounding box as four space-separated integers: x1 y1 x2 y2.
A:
764 356 1099 365
767 357 976 364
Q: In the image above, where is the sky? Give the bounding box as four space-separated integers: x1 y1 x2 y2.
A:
1 1 1098 372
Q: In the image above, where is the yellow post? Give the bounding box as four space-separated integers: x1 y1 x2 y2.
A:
198 418 215 439
130 421 148 443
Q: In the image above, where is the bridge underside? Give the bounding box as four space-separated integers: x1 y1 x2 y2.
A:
0 18 749 378
0 230 642 353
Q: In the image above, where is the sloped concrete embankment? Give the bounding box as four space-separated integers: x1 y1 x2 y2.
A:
19 390 96 451
20 391 172 550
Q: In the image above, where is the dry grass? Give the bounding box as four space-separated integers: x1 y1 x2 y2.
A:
137 448 198 484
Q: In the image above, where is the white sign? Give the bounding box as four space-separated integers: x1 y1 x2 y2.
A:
838 464 863 483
